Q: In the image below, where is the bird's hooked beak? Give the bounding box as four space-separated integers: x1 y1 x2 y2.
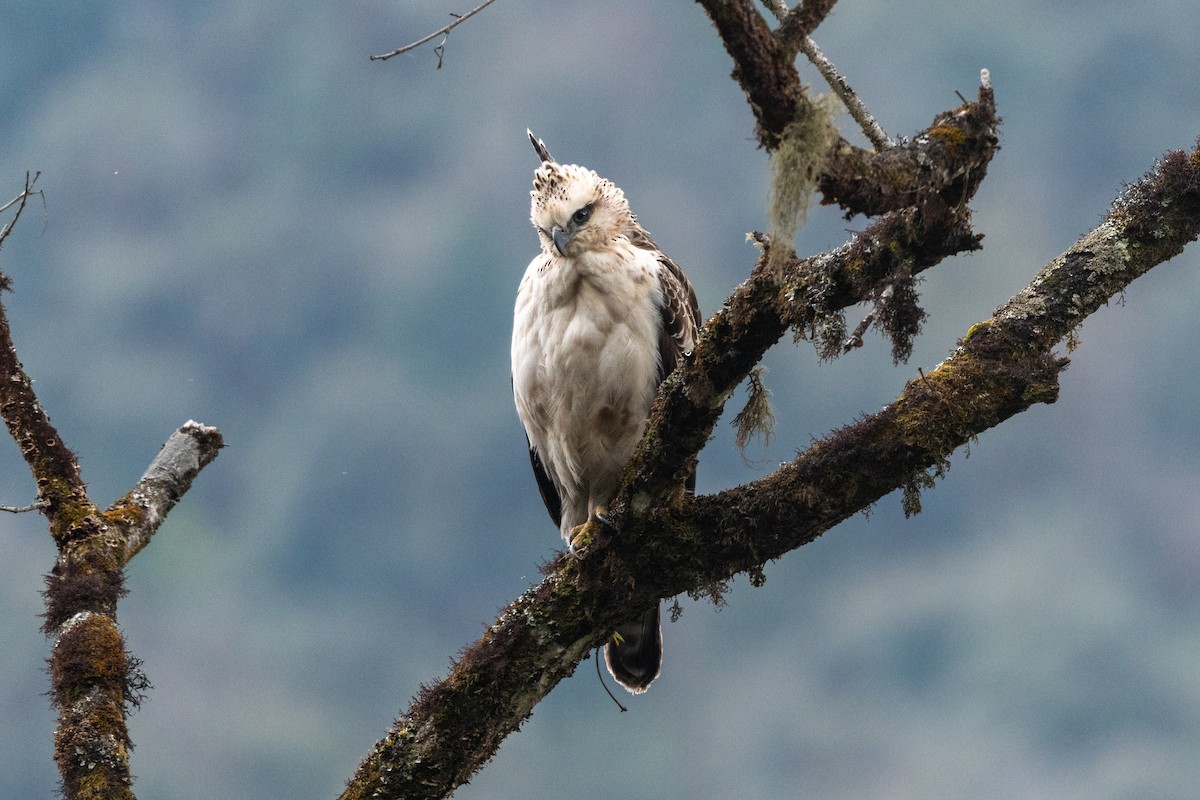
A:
550 225 570 257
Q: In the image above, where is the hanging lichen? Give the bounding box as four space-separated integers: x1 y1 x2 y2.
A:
767 93 843 278
732 365 776 455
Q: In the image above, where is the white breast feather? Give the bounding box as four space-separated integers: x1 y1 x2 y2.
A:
512 242 664 537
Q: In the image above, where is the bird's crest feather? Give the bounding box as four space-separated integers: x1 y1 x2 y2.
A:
528 129 554 164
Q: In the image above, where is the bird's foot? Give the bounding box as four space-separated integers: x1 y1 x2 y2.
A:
566 511 613 558
567 520 596 558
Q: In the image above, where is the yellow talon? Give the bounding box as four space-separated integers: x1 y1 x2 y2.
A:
568 522 592 556
567 509 617 557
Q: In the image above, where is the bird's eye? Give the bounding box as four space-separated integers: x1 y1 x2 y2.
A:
571 205 593 226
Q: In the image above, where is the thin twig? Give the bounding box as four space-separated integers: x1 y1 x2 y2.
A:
844 284 894 352
594 649 628 712
370 0 499 62
775 0 838 46
762 2 891 149
798 37 891 149
0 499 48 513
0 171 41 251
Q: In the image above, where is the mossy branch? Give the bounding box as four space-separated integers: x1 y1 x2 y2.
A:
674 141 1200 568
1 181 223 800
341 87 1200 796
698 0 998 214
617 81 996 512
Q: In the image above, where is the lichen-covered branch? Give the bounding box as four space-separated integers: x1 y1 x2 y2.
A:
817 87 999 217
341 137 1200 800
698 0 997 216
0 184 89 542
1 181 223 800
675 142 1200 576
616 87 997 517
105 421 225 562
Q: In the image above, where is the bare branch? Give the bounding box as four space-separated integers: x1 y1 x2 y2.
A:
105 420 225 563
0 498 48 513
797 36 892 149
763 1 891 150
370 0 500 62
774 0 839 48
0 171 42 255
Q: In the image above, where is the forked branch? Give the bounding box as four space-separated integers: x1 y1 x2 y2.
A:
339 52 1200 787
1 180 223 800
370 0 499 63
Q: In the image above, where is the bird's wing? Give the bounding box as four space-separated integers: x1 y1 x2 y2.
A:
656 251 700 376
627 224 700 380
526 435 562 529
626 224 701 495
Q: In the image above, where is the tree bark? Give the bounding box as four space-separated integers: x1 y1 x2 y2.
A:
1 173 224 800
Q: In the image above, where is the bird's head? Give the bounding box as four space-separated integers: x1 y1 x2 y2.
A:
527 131 633 259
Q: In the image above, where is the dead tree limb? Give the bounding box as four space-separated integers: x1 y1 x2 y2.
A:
0 181 223 800
370 0 500 63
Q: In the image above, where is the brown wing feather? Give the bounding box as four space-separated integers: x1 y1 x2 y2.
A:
627 223 700 378
628 222 701 495
656 253 699 368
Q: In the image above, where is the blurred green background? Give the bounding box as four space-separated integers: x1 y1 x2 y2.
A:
2 2 1199 798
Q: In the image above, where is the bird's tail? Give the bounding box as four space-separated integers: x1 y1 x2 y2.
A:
604 603 662 694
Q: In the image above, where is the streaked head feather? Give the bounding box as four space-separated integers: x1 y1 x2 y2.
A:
530 158 633 258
